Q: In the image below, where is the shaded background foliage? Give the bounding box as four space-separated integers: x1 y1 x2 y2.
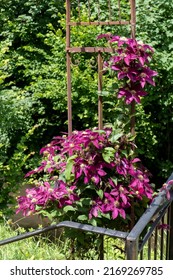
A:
135 0 173 183
0 0 173 216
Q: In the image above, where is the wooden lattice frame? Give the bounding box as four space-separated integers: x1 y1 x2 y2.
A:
66 0 136 135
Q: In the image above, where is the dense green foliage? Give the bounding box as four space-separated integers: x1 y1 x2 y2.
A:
136 0 173 181
0 0 173 216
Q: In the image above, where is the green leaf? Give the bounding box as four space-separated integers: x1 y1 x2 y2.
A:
85 184 96 190
77 214 88 221
90 218 97 227
102 147 116 163
111 177 118 186
96 189 104 199
79 198 91 206
63 205 76 213
58 173 66 182
101 213 111 219
121 150 128 157
64 155 77 181
97 90 109 96
110 131 123 143
38 210 54 221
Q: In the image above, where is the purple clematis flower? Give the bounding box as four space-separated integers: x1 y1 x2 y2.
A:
138 67 158 88
17 125 154 226
118 84 148 104
97 33 158 105
102 192 127 219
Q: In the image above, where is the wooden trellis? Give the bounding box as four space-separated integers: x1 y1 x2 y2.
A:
66 0 136 135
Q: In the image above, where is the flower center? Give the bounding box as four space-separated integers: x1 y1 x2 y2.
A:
69 143 74 148
31 198 37 203
48 189 53 193
130 90 136 95
138 174 144 181
140 73 147 78
91 177 97 183
114 201 120 207
122 67 128 73
80 163 85 169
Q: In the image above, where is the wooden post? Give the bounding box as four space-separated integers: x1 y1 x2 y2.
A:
130 0 136 136
66 0 72 136
130 0 136 228
98 52 103 130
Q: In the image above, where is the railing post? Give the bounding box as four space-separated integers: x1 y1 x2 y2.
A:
126 237 139 260
169 201 173 259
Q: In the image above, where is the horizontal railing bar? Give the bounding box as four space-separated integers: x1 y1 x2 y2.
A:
127 172 173 242
67 21 130 26
139 202 170 252
66 47 116 53
0 221 128 246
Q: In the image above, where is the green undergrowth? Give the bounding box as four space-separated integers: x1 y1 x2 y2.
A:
0 221 125 260
0 222 67 260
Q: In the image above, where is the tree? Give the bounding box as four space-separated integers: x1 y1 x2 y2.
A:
135 0 173 182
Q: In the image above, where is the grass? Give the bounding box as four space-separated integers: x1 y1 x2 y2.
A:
0 220 126 260
0 222 68 260
2 221 164 260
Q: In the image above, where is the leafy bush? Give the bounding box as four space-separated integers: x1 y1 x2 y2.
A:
135 0 173 182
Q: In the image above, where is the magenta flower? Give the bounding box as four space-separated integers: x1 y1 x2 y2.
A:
114 153 131 176
16 182 53 216
98 34 158 104
158 224 170 231
17 126 154 226
102 192 127 219
61 139 82 156
160 180 173 200
118 84 147 104
138 67 158 88
97 33 113 40
89 198 103 219
118 66 138 82
129 170 153 200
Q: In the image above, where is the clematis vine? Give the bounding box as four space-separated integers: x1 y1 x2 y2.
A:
17 127 154 224
97 34 158 104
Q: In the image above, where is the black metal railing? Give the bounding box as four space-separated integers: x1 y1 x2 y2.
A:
0 173 173 260
126 172 173 259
